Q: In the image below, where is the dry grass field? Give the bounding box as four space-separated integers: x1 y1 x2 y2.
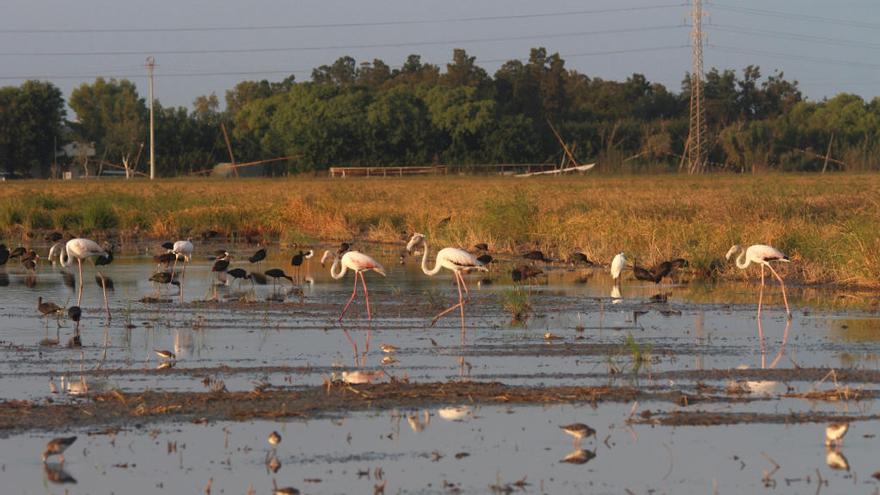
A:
2 174 879 286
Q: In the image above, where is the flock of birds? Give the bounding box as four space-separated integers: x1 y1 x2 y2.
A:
5 232 858 491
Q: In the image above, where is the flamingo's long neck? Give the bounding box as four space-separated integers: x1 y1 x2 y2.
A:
735 249 750 269
420 240 443 276
329 254 348 280
59 244 71 267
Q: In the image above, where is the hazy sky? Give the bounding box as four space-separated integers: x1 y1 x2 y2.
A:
3 0 879 111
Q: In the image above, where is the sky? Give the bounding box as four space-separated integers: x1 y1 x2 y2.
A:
3 0 880 111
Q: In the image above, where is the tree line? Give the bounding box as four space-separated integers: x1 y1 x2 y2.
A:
1 48 878 177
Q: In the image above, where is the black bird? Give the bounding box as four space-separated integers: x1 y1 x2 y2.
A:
211 249 229 260
338 242 351 254
522 250 551 262
44 232 63 243
290 250 306 268
474 243 489 251
154 252 175 268
248 248 266 264
512 265 543 282
94 246 113 266
476 254 493 265
264 268 294 290
227 268 250 285
149 272 181 294
95 273 114 290
212 255 231 273
0 244 9 265
633 261 674 285
568 252 595 266
68 306 82 329
9 246 26 259
161 241 174 250
632 263 658 283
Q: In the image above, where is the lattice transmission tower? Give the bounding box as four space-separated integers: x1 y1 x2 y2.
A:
684 0 708 174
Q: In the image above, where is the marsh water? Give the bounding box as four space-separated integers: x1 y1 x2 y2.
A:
1 242 879 494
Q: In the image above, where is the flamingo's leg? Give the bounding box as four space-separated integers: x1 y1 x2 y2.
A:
757 317 766 368
757 264 765 319
99 271 110 320
339 273 359 321
77 259 84 306
431 301 463 326
766 264 792 319
342 328 359 366
460 270 470 301
456 271 467 343
360 271 373 320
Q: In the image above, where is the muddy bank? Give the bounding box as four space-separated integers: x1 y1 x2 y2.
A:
0 381 728 433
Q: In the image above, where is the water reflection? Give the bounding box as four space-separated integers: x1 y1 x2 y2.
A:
43 462 77 484
437 405 472 421
559 448 596 465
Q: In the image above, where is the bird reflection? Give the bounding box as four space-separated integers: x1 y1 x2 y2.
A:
559 448 596 465
43 462 77 484
610 285 622 304
407 410 431 433
825 448 849 471
0 271 8 287
437 405 472 421
60 270 75 289
95 273 114 291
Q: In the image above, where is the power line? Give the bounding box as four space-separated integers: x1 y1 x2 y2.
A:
712 23 880 50
0 25 686 57
712 3 880 31
0 3 686 34
0 45 687 81
712 45 880 71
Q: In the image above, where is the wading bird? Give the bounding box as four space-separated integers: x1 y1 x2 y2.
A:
725 244 791 318
511 265 542 283
227 268 250 287
610 252 626 284
0 244 9 265
264 268 294 292
522 250 551 262
42 436 77 464
320 248 386 321
67 306 82 335
38 297 63 327
9 246 26 259
44 232 63 243
48 242 64 266
406 233 487 337
248 247 266 266
568 252 595 266
212 253 232 283
149 271 181 296
59 238 108 306
170 239 194 300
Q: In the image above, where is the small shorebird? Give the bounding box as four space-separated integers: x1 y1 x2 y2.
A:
825 422 849 448
268 431 282 446
272 479 300 495
38 297 64 328
341 370 384 385
560 448 596 465
380 344 399 353
149 271 181 295
381 356 398 366
42 436 77 464
155 349 176 360
560 423 596 447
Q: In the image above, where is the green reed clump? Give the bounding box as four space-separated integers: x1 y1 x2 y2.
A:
499 286 532 324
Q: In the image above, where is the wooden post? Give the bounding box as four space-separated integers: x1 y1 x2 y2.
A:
821 133 835 173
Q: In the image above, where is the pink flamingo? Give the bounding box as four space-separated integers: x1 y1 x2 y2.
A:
406 233 488 339
726 244 792 319
59 238 108 306
320 248 386 321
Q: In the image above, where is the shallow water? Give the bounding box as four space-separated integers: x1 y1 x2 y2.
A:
5 403 879 494
1 242 879 493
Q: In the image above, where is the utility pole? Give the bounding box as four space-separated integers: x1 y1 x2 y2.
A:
684 0 707 174
146 56 156 180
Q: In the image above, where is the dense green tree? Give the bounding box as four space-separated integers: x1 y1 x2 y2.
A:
0 81 65 176
68 78 146 171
